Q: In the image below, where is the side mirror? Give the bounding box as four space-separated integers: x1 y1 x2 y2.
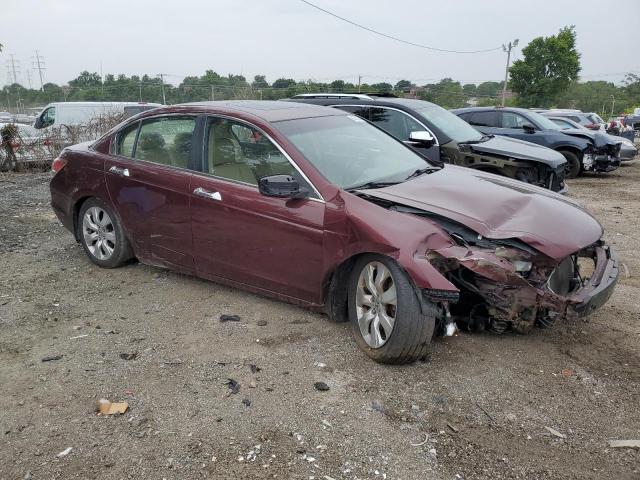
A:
258 175 309 199
523 124 536 133
34 116 44 129
407 130 436 147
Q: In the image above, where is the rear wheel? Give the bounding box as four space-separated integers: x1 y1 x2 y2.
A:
77 198 132 268
559 150 581 178
348 255 436 364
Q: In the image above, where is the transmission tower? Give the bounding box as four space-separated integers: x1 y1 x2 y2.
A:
6 54 21 85
32 50 46 91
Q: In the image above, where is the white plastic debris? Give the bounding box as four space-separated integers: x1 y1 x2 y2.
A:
56 447 73 458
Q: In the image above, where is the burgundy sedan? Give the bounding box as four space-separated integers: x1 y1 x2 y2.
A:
50 101 618 364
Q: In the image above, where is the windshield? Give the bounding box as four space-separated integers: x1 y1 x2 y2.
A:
526 110 564 130
275 115 437 189
588 113 605 124
415 104 483 143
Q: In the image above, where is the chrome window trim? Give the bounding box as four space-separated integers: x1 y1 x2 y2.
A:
329 104 440 147
202 114 325 203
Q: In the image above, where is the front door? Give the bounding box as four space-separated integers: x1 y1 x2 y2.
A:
105 115 198 272
190 116 325 303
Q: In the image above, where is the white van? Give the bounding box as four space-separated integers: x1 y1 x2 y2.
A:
34 101 162 130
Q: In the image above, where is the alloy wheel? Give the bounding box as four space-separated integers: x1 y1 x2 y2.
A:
82 206 116 260
355 261 397 348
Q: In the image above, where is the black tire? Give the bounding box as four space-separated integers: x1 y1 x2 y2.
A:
77 197 133 268
559 150 581 179
347 254 437 364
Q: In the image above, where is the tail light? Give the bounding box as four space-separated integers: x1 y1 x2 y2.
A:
51 157 68 173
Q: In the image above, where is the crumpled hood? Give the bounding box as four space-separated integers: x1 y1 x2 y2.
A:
466 135 566 168
359 166 603 260
555 128 620 149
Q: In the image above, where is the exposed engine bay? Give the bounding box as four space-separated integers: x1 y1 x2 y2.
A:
371 199 618 335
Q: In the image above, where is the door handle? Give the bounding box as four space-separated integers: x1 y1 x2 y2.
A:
193 187 222 201
109 166 130 177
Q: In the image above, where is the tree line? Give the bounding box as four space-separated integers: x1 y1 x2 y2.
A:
2 27 639 116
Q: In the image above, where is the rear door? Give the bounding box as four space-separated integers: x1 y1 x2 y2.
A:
105 115 198 272
190 116 325 303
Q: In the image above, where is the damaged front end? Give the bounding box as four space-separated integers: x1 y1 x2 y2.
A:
582 140 622 173
397 206 619 334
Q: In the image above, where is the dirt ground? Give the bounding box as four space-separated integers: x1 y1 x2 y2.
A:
1 159 639 480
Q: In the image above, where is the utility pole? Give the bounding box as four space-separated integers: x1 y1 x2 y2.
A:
210 84 215 101
357 74 362 93
7 54 20 85
610 94 615 118
139 80 143 102
158 73 167 104
501 39 518 106
32 50 46 91
26 70 33 89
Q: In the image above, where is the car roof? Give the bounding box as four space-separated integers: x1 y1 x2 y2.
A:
287 95 440 111
162 100 348 123
451 106 530 114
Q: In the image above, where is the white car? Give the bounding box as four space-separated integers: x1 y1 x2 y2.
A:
0 122 50 165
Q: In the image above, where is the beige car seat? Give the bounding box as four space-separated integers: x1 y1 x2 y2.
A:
208 121 256 184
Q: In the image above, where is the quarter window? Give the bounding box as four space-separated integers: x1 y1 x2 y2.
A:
135 117 195 168
116 122 139 157
370 108 424 140
467 111 497 127
205 118 298 186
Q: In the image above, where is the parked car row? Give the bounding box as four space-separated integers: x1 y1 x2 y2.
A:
50 100 620 364
452 107 624 178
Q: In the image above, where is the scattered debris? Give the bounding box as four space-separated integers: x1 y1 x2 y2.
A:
447 422 459 433
608 440 640 449
314 381 330 391
220 314 241 322
41 355 63 362
249 364 261 374
98 399 129 415
321 419 333 428
56 447 73 458
506 413 517 423
290 319 311 324
256 320 268 326
119 352 137 361
225 379 240 394
242 398 252 407
69 334 89 340
249 380 257 388
561 368 574 377
544 426 567 439
410 434 429 446
372 399 389 415
475 402 495 423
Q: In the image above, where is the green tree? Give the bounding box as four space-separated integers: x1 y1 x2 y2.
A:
509 26 581 107
394 79 412 92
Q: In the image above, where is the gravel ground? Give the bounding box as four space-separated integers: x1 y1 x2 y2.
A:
1 160 639 480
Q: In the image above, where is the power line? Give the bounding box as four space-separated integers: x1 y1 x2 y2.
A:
299 0 502 54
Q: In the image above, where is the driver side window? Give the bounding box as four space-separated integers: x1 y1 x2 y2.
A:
41 107 56 127
205 118 298 186
370 108 424 140
501 112 530 129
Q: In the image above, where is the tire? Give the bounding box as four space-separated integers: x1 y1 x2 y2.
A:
77 197 133 268
559 150 581 179
347 254 437 364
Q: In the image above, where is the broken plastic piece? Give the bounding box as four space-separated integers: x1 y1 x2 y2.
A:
98 399 129 415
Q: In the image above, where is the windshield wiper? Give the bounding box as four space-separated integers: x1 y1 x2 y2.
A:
459 134 493 145
345 180 402 192
404 167 439 181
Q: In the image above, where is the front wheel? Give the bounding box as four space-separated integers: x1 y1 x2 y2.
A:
77 198 133 268
348 255 437 364
559 150 581 179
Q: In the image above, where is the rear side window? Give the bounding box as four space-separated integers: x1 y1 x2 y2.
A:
116 122 139 157
135 117 196 168
467 111 497 127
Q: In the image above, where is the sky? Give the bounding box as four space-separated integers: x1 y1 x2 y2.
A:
1 0 638 88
